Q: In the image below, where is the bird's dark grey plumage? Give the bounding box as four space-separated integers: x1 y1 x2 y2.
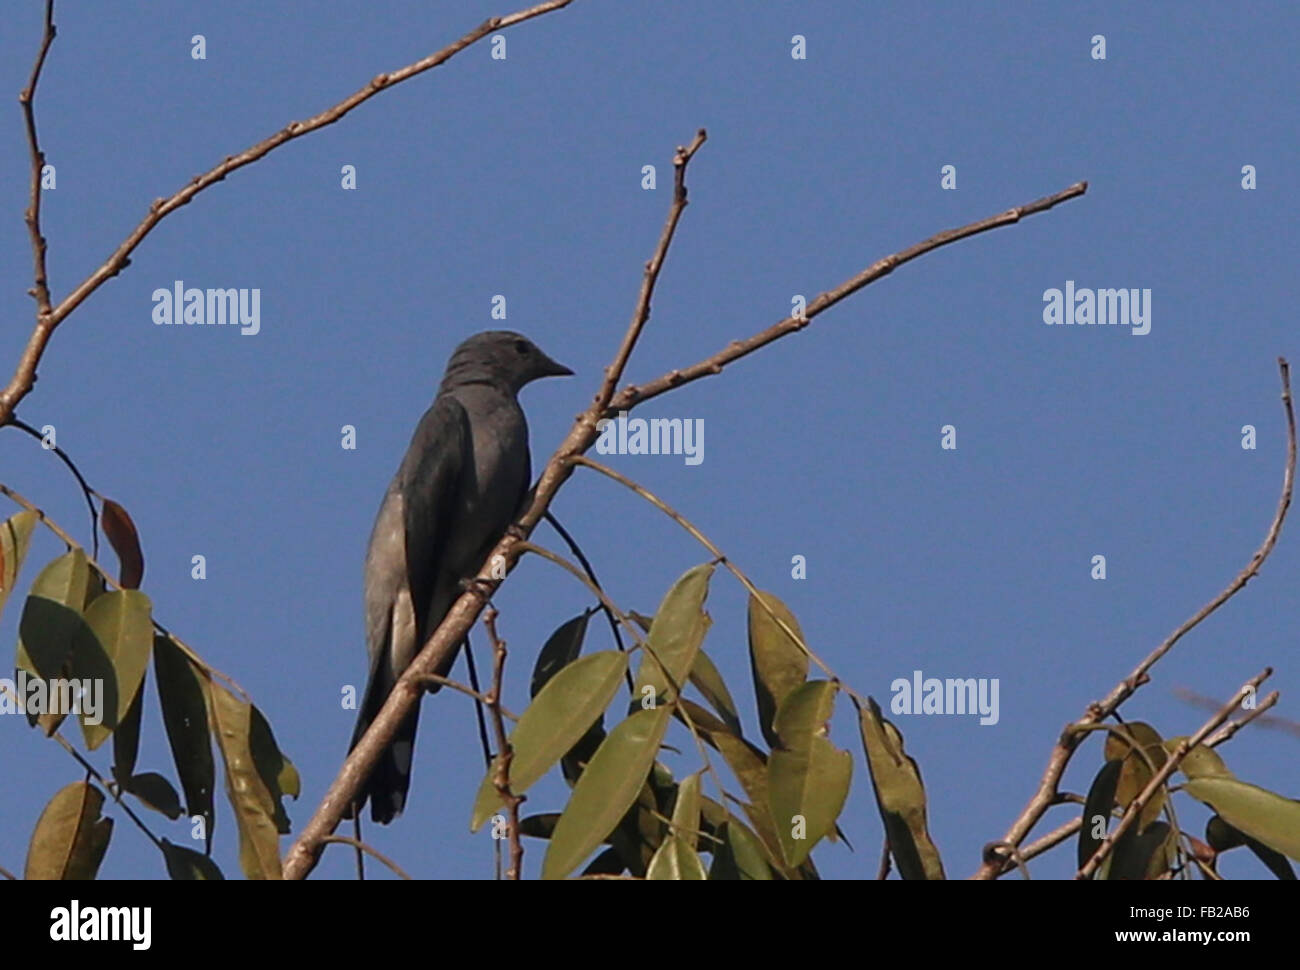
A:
347 330 572 823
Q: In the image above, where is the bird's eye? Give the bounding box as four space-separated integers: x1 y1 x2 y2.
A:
513 339 529 355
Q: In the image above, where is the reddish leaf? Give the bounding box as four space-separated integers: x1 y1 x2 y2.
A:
101 499 144 589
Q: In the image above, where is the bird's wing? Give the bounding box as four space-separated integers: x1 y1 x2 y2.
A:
396 393 475 655
362 394 472 673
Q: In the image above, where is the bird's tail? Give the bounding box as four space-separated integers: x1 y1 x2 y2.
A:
344 660 421 825
343 635 464 823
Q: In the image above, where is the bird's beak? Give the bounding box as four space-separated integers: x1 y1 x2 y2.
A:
538 353 573 378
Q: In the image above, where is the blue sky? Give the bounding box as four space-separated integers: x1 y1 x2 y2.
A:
2 1 1297 880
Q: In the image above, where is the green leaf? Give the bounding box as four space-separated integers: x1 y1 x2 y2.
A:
16 549 90 681
748 590 810 748
1245 838 1297 880
207 680 282 879
605 767 675 877
1205 816 1295 879
79 589 153 749
581 847 626 877
769 682 852 868
1185 776 1300 861
161 839 225 880
856 696 945 879
646 836 708 880
688 650 743 736
1105 723 1167 831
123 772 184 820
24 782 113 879
153 635 215 847
1205 813 1246 851
17 550 95 736
1173 741 1234 780
112 680 145 786
250 705 299 834
0 510 38 621
1109 820 1174 880
678 699 808 878
773 679 837 750
1078 759 1122 869
709 820 773 880
519 814 562 839
530 610 593 698
632 563 714 708
671 772 702 849
543 706 671 880
471 650 629 831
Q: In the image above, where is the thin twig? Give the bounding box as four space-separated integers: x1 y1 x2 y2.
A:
605 181 1087 415
352 814 364 880
1178 687 1297 739
516 541 645 647
319 835 412 881
1203 690 1282 746
570 455 865 705
974 358 1295 879
416 672 518 721
596 129 707 411
3 680 166 853
544 510 632 690
0 0 577 426
482 608 524 879
19 0 56 319
5 416 99 557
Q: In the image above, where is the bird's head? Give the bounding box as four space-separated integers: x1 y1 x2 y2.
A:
440 330 573 394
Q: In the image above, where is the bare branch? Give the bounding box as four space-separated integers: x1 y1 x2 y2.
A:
608 181 1088 414
1203 690 1282 746
319 835 412 881
4 416 99 557
1075 669 1274 879
974 358 1295 879
0 0 577 426
596 128 707 410
482 608 524 879
517 541 645 646
19 0 56 319
415 673 519 721
1178 686 1296 740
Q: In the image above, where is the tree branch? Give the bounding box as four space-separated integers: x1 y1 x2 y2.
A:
482 608 524 879
19 0 56 320
1075 670 1275 880
319 835 412 881
974 359 1295 878
282 148 1085 877
607 180 1088 414
0 0 577 426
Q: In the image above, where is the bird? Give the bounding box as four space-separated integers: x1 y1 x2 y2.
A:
346 330 572 824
